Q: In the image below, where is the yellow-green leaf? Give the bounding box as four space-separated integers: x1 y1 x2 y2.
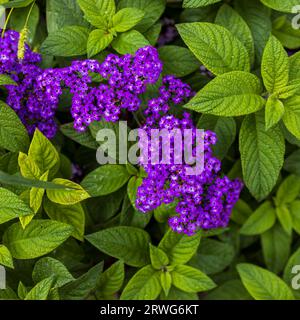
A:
28 129 60 176
47 178 90 205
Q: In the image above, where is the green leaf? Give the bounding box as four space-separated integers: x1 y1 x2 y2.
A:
235 0 272 63
260 0 300 13
121 205 152 229
3 220 73 259
0 187 33 224
158 229 201 266
86 188 125 223
284 246 300 299
0 101 29 153
81 165 130 197
112 8 144 32
197 115 236 159
289 200 300 234
265 96 285 130
0 287 18 300
276 175 300 205
46 0 88 33
96 260 124 298
154 201 177 223
278 80 300 99
160 271 172 297
215 4 254 65
204 280 252 300
171 265 216 293
111 30 149 55
284 150 300 175
86 226 150 267
183 0 221 7
237 263 295 300
230 199 252 225
144 22 161 46
59 261 103 300
261 223 291 274
77 0 115 28
0 152 18 176
117 0 165 33
28 129 60 176
160 286 198 300
188 238 235 275
150 244 169 270
25 277 53 300
43 197 85 241
30 170 48 214
282 95 300 139
127 176 142 210
0 245 14 268
32 257 74 288
289 52 300 81
273 16 300 50
158 45 199 77
121 265 161 300
240 201 276 235
239 112 285 200
18 152 41 180
176 22 250 75
47 178 90 205
3 0 34 8
184 71 265 116
126 163 138 176
87 29 113 58
276 205 293 235
40 25 89 56
17 282 28 299
77 0 108 28
261 35 289 93
0 74 17 86
60 122 98 149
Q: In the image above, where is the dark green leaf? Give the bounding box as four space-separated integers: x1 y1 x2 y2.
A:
0 101 29 153
81 165 130 197
261 223 291 274
40 26 89 56
158 45 200 77
239 112 285 200
86 226 150 267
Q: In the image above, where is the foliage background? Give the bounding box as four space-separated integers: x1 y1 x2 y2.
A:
0 0 300 300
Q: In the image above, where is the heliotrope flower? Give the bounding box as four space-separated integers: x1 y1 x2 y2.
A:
136 75 243 235
0 30 162 137
1 29 57 137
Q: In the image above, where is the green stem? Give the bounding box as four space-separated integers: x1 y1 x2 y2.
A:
133 112 142 127
24 1 36 27
1 8 14 38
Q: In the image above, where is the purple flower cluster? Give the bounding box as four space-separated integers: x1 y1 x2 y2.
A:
63 47 163 131
0 30 162 137
0 30 58 137
0 29 41 74
136 76 243 235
